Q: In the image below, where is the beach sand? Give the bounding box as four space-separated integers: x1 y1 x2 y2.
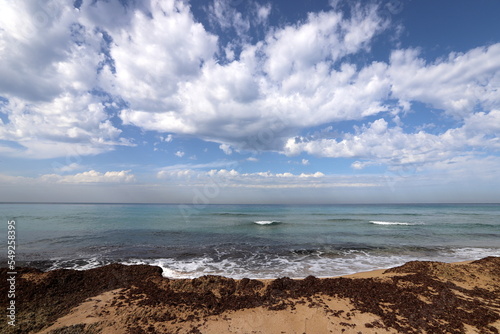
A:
1 257 499 333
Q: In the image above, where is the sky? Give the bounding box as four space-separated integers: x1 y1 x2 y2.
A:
0 0 499 204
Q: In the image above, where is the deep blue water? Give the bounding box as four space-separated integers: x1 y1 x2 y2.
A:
1 203 499 278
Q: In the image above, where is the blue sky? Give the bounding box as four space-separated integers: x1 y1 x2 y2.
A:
1 0 500 203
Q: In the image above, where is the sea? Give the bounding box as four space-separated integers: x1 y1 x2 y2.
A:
1 203 499 279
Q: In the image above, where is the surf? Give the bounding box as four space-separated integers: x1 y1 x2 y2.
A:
254 220 281 225
370 221 422 226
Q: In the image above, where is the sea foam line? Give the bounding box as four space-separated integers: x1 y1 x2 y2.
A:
38 246 500 279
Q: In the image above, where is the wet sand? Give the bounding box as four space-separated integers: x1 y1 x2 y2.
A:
1 257 499 333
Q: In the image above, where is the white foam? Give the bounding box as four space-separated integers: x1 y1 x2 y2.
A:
48 257 106 271
46 249 499 280
254 220 281 225
121 246 498 280
370 221 420 225
449 247 500 259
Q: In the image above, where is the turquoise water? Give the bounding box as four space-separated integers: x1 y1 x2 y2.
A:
1 203 499 278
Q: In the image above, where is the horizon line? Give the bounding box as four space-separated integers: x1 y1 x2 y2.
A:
1 202 499 206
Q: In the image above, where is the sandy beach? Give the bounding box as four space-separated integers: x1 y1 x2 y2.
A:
1 257 499 334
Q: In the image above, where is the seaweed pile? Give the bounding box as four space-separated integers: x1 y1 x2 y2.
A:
1 257 499 333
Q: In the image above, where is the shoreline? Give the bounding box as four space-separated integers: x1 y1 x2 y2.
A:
1 257 499 333
14 249 499 281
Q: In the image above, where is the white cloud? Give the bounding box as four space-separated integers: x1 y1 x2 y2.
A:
112 2 500 162
0 0 130 159
54 163 82 173
207 1 271 41
117 2 391 150
175 151 185 158
0 0 95 101
300 172 325 178
207 0 250 38
171 168 327 180
285 110 500 168
262 5 385 82
0 93 129 158
154 167 376 190
0 170 135 184
41 170 136 183
351 161 367 170
388 44 500 118
157 169 196 179
104 0 218 113
276 43 500 169
301 159 310 165
157 160 237 175
207 168 240 178
0 1 405 160
159 168 325 179
219 143 233 155
1 0 499 174
161 135 173 142
255 3 272 26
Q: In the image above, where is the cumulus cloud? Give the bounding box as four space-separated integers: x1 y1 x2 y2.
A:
40 170 136 183
219 143 233 155
155 168 367 189
111 1 500 162
1 0 499 172
161 135 173 143
284 110 500 168
158 168 326 179
388 44 500 118
104 0 218 113
117 1 391 150
0 93 130 158
0 1 95 101
0 0 129 158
